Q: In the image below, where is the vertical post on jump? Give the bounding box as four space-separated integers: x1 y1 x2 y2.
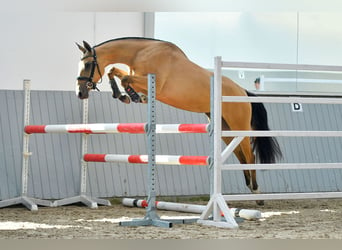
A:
80 99 90 197
0 80 53 210
198 57 239 228
22 80 32 200
209 75 215 196
78 99 97 208
120 74 171 227
53 96 110 208
119 74 197 228
82 100 111 206
145 73 166 225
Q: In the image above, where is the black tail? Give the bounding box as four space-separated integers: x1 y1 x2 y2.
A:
246 91 282 163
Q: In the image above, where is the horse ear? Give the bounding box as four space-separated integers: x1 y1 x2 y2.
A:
83 41 92 52
76 42 86 54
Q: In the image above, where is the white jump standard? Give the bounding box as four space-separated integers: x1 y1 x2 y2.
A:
0 80 53 211
197 57 342 228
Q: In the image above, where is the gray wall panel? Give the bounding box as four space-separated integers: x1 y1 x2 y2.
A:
257 102 342 193
1 89 341 201
0 91 22 199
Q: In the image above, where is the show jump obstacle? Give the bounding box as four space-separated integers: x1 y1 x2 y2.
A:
0 80 53 211
197 57 342 228
2 58 342 228
1 74 234 228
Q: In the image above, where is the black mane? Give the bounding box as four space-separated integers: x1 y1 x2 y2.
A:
94 37 187 58
94 37 167 48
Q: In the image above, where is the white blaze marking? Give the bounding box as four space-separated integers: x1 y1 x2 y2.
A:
76 60 85 96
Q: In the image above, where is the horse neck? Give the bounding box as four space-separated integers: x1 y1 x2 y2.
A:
95 40 149 67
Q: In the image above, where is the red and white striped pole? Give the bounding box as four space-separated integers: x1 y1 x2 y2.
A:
84 154 209 166
122 198 261 220
24 123 146 134
24 123 209 134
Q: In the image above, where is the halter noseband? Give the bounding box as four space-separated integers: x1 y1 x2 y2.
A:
77 47 102 91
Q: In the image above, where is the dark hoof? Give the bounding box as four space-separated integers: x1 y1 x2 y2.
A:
256 200 264 206
129 93 141 103
140 95 148 103
112 91 131 104
131 97 141 103
118 95 131 104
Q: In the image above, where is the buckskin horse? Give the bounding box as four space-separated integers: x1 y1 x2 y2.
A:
75 37 282 205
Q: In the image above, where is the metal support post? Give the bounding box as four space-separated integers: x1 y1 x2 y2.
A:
120 74 171 227
120 74 197 228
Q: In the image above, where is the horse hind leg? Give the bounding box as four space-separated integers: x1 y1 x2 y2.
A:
228 138 264 206
245 170 264 205
241 140 264 206
220 116 264 206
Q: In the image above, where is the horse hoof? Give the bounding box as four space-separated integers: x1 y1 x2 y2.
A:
119 95 131 104
256 200 264 206
140 95 148 103
131 97 141 103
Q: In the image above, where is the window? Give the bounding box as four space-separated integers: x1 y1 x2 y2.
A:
154 12 342 94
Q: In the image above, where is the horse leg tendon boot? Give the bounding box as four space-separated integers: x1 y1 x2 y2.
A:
109 79 121 98
125 86 141 103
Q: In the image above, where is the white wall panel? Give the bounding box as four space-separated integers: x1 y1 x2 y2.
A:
155 12 298 68
0 12 144 91
298 13 342 65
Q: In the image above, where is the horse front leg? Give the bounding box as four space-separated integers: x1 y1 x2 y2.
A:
107 68 130 104
121 75 144 103
107 67 148 103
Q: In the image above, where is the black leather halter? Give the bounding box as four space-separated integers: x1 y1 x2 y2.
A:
77 47 102 91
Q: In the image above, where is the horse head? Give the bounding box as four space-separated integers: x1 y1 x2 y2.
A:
76 41 102 99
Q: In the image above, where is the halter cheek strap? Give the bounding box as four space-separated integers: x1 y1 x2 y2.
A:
77 48 102 91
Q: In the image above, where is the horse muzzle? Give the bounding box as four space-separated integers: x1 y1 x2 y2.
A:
77 77 101 99
78 91 89 99
76 81 90 99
